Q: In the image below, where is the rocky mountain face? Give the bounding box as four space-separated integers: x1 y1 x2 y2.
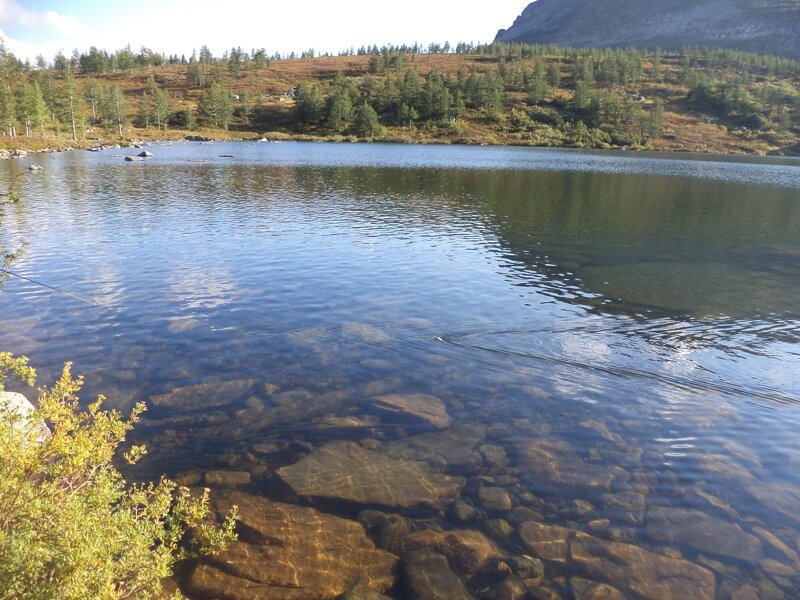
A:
496 0 800 58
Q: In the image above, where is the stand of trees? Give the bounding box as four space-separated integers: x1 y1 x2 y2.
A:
0 40 795 150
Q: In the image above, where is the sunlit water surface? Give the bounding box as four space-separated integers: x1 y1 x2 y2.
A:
2 142 800 599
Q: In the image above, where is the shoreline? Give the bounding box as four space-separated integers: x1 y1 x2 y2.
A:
2 131 798 160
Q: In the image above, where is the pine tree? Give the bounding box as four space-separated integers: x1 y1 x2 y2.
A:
22 81 49 136
547 62 561 89
398 103 419 129
155 88 171 132
296 82 325 124
99 84 127 137
239 90 253 126
0 79 16 137
353 100 380 137
326 90 353 133
198 82 234 130
57 70 84 141
527 61 548 105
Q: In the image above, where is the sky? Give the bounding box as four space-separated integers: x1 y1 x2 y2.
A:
0 0 529 61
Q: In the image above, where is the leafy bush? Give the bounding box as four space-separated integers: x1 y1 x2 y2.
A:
0 356 237 599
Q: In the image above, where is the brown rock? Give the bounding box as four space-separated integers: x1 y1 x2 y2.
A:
370 394 451 430
761 558 798 577
184 491 397 600
150 379 258 411
647 508 763 563
479 486 513 511
571 578 627 600
402 551 472 600
203 470 251 488
518 439 623 492
382 425 486 475
571 532 716 600
753 526 800 566
518 522 571 562
398 529 502 574
277 440 464 510
731 584 761 600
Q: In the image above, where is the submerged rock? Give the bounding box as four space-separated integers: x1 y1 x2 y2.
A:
277 440 464 510
382 425 486 475
518 520 715 599
571 578 626 600
203 470 251 488
518 522 572 562
359 510 413 550
370 394 451 430
401 551 473 600
647 508 763 563
150 379 258 412
570 532 715 600
479 486 513 512
397 529 502 574
184 491 397 600
518 438 625 492
341 322 391 344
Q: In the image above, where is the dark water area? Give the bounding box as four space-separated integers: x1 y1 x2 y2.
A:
1 142 799 599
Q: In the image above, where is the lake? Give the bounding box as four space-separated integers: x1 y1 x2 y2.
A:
1 142 799 599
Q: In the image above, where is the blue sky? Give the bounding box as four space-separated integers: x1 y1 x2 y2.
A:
0 0 528 60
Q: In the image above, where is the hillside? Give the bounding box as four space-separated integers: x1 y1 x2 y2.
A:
496 0 800 59
3 43 800 156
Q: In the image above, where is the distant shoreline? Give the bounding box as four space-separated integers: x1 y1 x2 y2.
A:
2 133 797 160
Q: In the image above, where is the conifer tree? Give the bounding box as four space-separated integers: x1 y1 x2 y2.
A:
57 70 84 141
354 100 380 137
198 82 234 130
22 81 49 136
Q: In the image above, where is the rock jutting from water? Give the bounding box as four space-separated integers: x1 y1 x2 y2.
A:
276 440 465 510
184 491 398 600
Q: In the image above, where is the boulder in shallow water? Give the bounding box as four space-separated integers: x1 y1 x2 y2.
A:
570 531 716 600
382 424 486 475
341 322 391 344
518 438 624 492
28 164 43 171
124 155 143 161
647 507 763 563
277 440 464 511
138 151 153 157
571 578 626 600
184 491 397 600
0 391 50 443
370 393 451 430
150 379 258 412
396 529 503 574
401 551 473 600
518 522 572 562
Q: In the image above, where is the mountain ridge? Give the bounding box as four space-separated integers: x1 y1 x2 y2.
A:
496 0 800 59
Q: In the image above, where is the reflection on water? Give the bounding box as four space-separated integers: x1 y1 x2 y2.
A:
1 143 800 599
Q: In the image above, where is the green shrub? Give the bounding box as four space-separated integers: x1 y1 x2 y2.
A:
0 356 237 599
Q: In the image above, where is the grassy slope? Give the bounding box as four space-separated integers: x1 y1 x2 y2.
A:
11 52 800 155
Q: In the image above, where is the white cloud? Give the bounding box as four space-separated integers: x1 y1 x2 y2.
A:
0 0 89 59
